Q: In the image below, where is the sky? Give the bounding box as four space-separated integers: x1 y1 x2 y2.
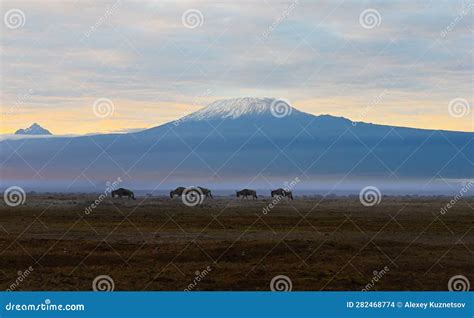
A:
1 0 473 134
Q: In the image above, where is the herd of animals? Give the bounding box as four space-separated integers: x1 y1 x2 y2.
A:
110 187 294 200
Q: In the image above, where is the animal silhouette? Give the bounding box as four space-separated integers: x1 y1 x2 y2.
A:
236 189 257 199
271 188 293 200
111 188 136 200
197 186 213 199
170 187 185 198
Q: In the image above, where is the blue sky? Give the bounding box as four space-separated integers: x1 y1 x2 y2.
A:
1 0 472 133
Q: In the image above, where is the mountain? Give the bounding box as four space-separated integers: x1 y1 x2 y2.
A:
0 98 472 192
15 123 52 135
179 97 298 120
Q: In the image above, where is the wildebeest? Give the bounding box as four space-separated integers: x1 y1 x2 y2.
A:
197 186 213 199
170 187 185 198
112 188 136 200
271 188 293 200
171 186 213 199
236 189 257 199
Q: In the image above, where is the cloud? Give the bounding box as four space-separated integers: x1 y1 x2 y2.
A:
1 0 472 133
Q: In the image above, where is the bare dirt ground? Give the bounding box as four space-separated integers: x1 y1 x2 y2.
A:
0 195 472 291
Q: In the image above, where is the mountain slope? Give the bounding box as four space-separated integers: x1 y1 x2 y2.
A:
15 123 52 135
0 98 472 191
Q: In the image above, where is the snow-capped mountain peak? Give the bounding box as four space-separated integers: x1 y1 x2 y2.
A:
181 97 298 121
15 123 52 135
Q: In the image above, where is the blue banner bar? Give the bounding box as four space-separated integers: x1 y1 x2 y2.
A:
1 292 472 317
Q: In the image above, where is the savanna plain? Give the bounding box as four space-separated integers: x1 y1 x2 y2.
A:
0 195 472 291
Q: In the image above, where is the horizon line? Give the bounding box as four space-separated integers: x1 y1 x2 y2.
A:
3 105 473 137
